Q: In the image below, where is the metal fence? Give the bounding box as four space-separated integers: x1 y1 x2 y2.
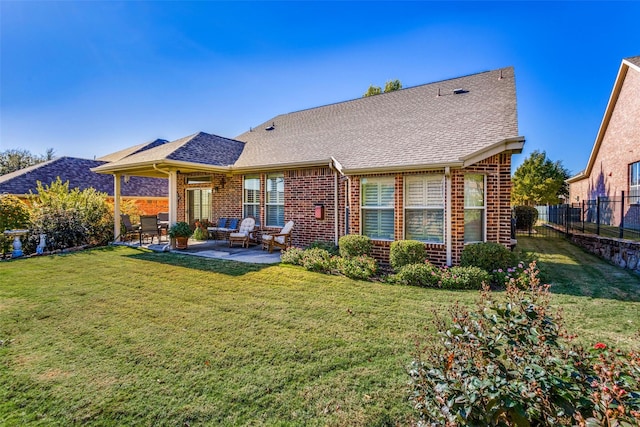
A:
535 193 640 240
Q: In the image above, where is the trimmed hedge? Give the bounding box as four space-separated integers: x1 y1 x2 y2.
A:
338 235 372 258
514 205 538 230
460 242 515 274
389 240 427 271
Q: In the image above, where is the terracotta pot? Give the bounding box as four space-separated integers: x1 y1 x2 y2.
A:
175 237 189 249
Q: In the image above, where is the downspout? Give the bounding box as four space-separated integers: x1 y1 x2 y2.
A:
329 160 340 246
445 167 452 266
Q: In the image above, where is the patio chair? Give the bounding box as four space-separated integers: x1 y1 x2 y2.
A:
228 217 256 248
157 212 169 241
207 217 228 240
261 220 294 253
139 215 161 245
120 214 140 242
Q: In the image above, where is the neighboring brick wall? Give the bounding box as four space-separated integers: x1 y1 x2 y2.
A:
568 66 640 207
130 198 168 215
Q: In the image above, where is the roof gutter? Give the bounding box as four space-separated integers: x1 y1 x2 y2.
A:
339 161 463 176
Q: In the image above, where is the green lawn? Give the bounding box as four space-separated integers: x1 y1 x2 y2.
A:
1 241 639 426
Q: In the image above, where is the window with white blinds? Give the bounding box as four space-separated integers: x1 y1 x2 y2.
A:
266 173 285 227
404 175 444 243
361 177 394 240
243 175 260 225
464 174 485 243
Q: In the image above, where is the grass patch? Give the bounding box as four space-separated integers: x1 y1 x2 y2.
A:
1 243 639 425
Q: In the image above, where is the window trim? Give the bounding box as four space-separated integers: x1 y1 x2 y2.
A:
630 161 640 204
265 172 285 227
464 174 486 244
360 177 395 241
243 174 261 224
403 174 445 244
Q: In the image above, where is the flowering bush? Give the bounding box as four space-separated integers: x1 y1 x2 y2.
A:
336 255 378 280
439 266 490 290
281 247 305 265
408 263 640 426
389 262 441 287
301 248 336 273
491 261 536 289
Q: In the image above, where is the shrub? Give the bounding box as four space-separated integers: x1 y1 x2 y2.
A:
0 195 31 256
389 240 426 271
338 235 372 258
307 240 339 256
29 178 113 248
301 248 336 273
460 241 516 274
389 262 440 288
514 205 539 230
408 263 640 426
281 247 304 265
192 226 207 241
168 222 193 238
337 255 378 280
439 266 490 290
31 208 86 251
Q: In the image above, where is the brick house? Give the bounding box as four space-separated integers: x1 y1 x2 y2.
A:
94 67 524 265
568 56 640 204
0 155 168 214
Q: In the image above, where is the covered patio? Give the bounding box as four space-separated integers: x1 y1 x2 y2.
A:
114 237 282 264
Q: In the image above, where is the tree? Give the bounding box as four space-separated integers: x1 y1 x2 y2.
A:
363 84 382 97
511 150 570 206
0 148 55 175
363 79 402 97
383 79 402 93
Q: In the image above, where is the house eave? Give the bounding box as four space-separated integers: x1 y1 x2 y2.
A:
230 159 334 174
92 159 232 177
340 162 464 176
459 136 525 167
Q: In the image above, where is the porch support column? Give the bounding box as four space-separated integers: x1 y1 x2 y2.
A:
168 170 178 226
445 167 452 266
113 173 122 241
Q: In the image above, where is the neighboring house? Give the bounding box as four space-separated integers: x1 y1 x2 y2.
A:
0 155 169 214
94 67 524 265
567 56 640 226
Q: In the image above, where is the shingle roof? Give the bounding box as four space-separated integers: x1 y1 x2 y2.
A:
97 138 170 162
234 67 520 171
624 55 640 68
0 157 167 197
99 132 245 169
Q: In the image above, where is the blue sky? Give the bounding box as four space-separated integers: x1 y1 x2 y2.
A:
1 1 639 175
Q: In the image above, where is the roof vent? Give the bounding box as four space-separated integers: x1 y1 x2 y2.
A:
453 88 468 95
265 122 275 131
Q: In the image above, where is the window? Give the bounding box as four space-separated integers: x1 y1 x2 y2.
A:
464 174 485 243
186 176 212 184
266 173 284 227
243 175 260 224
404 175 444 243
631 162 640 204
361 177 394 240
187 189 211 224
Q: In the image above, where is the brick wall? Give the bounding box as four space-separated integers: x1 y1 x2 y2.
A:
174 153 514 266
569 66 640 205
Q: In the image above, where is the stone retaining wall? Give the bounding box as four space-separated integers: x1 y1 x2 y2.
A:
570 233 640 274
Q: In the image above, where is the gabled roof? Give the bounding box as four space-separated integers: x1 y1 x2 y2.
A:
0 156 167 197
568 55 640 183
234 67 522 173
93 132 245 177
97 138 169 162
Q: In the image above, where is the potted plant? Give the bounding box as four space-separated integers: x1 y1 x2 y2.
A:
168 221 193 249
